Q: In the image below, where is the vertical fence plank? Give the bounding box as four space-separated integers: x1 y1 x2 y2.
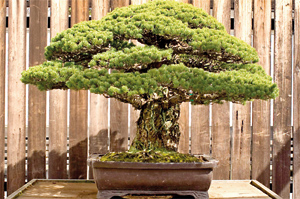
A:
110 99 129 152
211 0 231 180
111 0 130 8
190 0 210 156
178 102 189 153
27 0 48 181
231 0 252 180
252 0 271 188
109 0 130 152
191 107 210 155
7 0 26 194
131 0 149 4
176 0 190 154
91 0 110 21
129 106 139 147
89 0 110 179
49 0 69 179
193 0 210 13
0 1 5 198
294 1 300 198
69 0 89 179
273 0 292 198
191 104 210 155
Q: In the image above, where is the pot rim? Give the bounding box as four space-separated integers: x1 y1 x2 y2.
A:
88 154 219 170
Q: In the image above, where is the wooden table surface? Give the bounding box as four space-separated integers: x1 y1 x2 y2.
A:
8 180 281 199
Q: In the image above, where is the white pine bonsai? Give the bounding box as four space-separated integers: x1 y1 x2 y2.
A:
22 0 278 162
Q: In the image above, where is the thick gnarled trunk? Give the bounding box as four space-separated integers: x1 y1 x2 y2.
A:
130 102 181 152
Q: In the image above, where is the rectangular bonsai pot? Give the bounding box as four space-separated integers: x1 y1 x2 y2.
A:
88 154 218 199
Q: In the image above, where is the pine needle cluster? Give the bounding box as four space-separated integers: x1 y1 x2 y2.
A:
21 0 278 108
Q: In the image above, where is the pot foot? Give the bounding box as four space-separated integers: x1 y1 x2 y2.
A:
97 190 209 199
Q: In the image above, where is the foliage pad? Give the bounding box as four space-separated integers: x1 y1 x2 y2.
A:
21 0 278 107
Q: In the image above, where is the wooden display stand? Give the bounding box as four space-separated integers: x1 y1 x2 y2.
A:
7 179 281 199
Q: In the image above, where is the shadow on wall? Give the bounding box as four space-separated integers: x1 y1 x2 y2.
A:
254 129 295 197
4 128 110 195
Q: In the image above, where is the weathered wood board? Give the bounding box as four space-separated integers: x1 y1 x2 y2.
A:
252 0 272 188
294 1 300 198
209 180 281 199
178 102 189 153
48 0 69 179
69 0 90 180
193 0 210 13
8 180 281 199
231 0 252 180
7 0 27 194
210 0 231 180
89 0 111 179
273 0 293 198
0 0 5 198
190 0 211 156
109 0 130 152
28 0 48 181
8 180 98 199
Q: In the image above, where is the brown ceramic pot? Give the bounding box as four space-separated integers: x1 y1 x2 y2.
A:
88 154 218 199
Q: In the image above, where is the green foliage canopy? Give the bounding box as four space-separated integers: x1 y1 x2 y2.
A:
21 0 278 109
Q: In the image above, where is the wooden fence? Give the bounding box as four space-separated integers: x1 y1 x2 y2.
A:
0 0 299 199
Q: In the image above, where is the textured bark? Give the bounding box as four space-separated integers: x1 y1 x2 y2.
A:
131 102 181 151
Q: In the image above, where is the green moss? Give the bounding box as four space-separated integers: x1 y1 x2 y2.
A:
100 149 204 163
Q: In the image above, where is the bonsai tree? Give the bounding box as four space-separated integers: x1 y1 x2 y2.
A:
21 0 278 162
